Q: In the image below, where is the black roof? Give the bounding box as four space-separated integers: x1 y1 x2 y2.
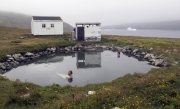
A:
32 16 62 20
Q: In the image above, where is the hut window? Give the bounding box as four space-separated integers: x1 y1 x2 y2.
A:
51 24 54 28
42 24 46 28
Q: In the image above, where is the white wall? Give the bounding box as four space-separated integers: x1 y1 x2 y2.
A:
32 20 63 35
84 26 101 41
84 26 101 37
31 18 34 34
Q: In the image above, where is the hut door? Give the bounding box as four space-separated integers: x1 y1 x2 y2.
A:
77 27 84 41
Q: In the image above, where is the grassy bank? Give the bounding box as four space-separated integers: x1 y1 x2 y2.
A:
102 35 180 64
0 28 180 109
0 28 75 61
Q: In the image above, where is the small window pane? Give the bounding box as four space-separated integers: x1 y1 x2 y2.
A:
51 24 54 28
42 24 46 28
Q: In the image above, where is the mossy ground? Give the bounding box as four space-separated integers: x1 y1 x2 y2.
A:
0 28 180 109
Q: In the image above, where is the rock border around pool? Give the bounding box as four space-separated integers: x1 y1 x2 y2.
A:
0 44 167 74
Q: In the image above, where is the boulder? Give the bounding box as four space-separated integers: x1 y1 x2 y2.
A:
101 45 107 49
9 58 14 61
135 54 141 58
149 47 153 50
13 53 22 60
46 48 51 52
1 66 6 70
6 55 12 59
19 56 26 61
116 47 123 51
6 59 12 62
73 45 78 50
133 49 139 53
65 47 71 51
25 52 34 57
155 59 164 66
0 63 5 69
144 53 154 59
31 54 40 59
148 59 155 62
51 47 56 52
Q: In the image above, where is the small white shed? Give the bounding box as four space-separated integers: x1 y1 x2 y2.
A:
31 16 63 35
75 23 101 41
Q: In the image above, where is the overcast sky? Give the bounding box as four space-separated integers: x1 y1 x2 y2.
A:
0 0 180 26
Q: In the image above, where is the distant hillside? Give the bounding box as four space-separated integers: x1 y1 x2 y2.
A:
103 20 180 30
0 11 74 32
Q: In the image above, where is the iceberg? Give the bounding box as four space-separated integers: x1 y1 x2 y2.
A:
127 27 137 31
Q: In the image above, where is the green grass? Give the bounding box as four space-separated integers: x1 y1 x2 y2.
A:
0 28 180 109
0 28 75 61
1 65 180 109
102 35 180 64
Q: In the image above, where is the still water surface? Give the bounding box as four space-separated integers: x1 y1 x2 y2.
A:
5 51 153 86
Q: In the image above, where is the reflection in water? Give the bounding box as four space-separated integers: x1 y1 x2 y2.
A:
76 52 101 69
35 56 64 64
34 53 76 64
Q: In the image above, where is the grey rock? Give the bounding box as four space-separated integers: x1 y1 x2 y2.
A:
135 54 141 58
133 49 139 53
0 63 5 69
9 58 14 61
65 47 71 51
25 52 34 57
101 45 107 49
116 47 123 51
153 55 162 59
149 47 153 50
144 53 154 59
1 66 6 70
148 59 155 62
155 59 164 66
13 53 22 60
46 48 51 51
6 55 12 59
51 47 56 51
19 57 26 61
141 52 146 55
6 60 12 62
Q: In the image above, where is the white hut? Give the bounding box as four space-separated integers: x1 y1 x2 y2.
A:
75 23 101 41
31 16 63 35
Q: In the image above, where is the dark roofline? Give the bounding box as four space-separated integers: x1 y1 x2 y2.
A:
32 16 62 21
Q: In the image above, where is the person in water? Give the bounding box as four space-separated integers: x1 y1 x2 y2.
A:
68 70 73 83
117 52 120 58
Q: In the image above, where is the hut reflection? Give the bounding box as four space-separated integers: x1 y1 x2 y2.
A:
76 52 101 69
